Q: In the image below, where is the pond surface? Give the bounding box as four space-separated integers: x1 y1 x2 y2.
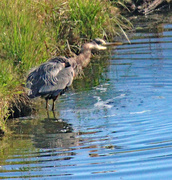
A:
1 12 172 179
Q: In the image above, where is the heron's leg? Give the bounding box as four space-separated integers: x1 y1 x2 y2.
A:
53 110 56 119
52 99 55 111
45 99 49 110
52 96 58 111
47 110 50 119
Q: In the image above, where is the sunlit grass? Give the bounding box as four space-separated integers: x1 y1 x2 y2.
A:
69 0 106 38
0 0 50 73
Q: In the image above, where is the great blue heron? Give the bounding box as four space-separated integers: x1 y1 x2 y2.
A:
26 38 121 111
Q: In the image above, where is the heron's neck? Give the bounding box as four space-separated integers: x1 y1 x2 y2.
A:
76 49 92 68
68 49 92 77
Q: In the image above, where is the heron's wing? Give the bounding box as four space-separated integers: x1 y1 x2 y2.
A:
26 56 70 98
38 66 74 97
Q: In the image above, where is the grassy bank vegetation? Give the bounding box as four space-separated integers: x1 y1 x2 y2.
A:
0 0 131 133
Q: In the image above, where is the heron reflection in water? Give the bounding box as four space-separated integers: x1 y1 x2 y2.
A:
26 38 121 111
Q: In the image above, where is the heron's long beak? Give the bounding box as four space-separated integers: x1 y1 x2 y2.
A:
103 42 123 47
96 41 122 50
96 45 107 50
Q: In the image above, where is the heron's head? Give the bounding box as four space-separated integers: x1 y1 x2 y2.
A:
81 38 122 52
92 38 107 50
81 38 106 52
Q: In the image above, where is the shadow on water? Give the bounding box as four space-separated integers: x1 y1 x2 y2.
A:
0 11 172 179
0 115 82 178
7 114 76 148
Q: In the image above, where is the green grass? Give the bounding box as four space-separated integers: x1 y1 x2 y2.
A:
69 0 106 38
0 0 131 133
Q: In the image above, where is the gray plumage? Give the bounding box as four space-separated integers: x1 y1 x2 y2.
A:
26 57 74 110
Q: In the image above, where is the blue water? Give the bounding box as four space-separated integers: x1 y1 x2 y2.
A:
0 14 172 179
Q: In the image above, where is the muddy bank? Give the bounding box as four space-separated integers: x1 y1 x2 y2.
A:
0 92 35 136
8 93 35 119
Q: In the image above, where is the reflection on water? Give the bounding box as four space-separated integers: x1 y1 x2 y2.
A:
1 12 172 179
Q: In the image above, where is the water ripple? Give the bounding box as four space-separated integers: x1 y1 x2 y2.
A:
1 17 172 180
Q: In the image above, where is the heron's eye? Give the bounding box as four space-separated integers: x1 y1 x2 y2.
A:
93 38 105 45
65 62 71 68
